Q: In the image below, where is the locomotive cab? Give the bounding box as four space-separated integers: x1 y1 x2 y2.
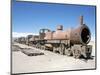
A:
39 29 50 40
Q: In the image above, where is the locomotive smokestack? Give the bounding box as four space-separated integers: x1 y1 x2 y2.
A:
80 16 83 25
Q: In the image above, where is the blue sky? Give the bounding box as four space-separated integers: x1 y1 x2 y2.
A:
12 0 96 39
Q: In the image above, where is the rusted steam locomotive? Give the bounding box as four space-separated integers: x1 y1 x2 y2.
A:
16 16 92 58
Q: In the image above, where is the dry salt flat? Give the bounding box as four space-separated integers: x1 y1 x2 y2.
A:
12 41 96 74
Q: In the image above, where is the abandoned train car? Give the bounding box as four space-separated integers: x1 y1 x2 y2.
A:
15 16 92 59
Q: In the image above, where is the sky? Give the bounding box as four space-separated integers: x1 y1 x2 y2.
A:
12 0 96 40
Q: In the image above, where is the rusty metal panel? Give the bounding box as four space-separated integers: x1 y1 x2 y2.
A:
44 16 91 45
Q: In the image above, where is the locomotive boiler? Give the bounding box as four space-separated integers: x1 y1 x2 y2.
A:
44 16 91 44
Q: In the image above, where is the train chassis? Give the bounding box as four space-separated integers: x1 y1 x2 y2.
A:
31 40 92 59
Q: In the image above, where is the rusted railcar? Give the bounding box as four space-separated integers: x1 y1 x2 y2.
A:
36 16 92 58
26 35 34 46
15 37 26 44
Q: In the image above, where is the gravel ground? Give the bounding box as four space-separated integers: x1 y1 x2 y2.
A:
12 42 96 74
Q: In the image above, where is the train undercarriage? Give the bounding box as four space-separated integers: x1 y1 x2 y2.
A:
28 39 92 59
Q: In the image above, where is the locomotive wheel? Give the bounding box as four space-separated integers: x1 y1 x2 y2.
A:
86 53 91 59
53 47 56 53
65 48 72 56
41 46 45 50
59 44 65 55
72 49 81 59
36 43 41 49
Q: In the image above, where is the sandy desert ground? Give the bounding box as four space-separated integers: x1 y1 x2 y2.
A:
12 41 96 74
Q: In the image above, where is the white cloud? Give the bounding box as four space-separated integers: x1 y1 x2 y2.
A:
12 32 38 38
